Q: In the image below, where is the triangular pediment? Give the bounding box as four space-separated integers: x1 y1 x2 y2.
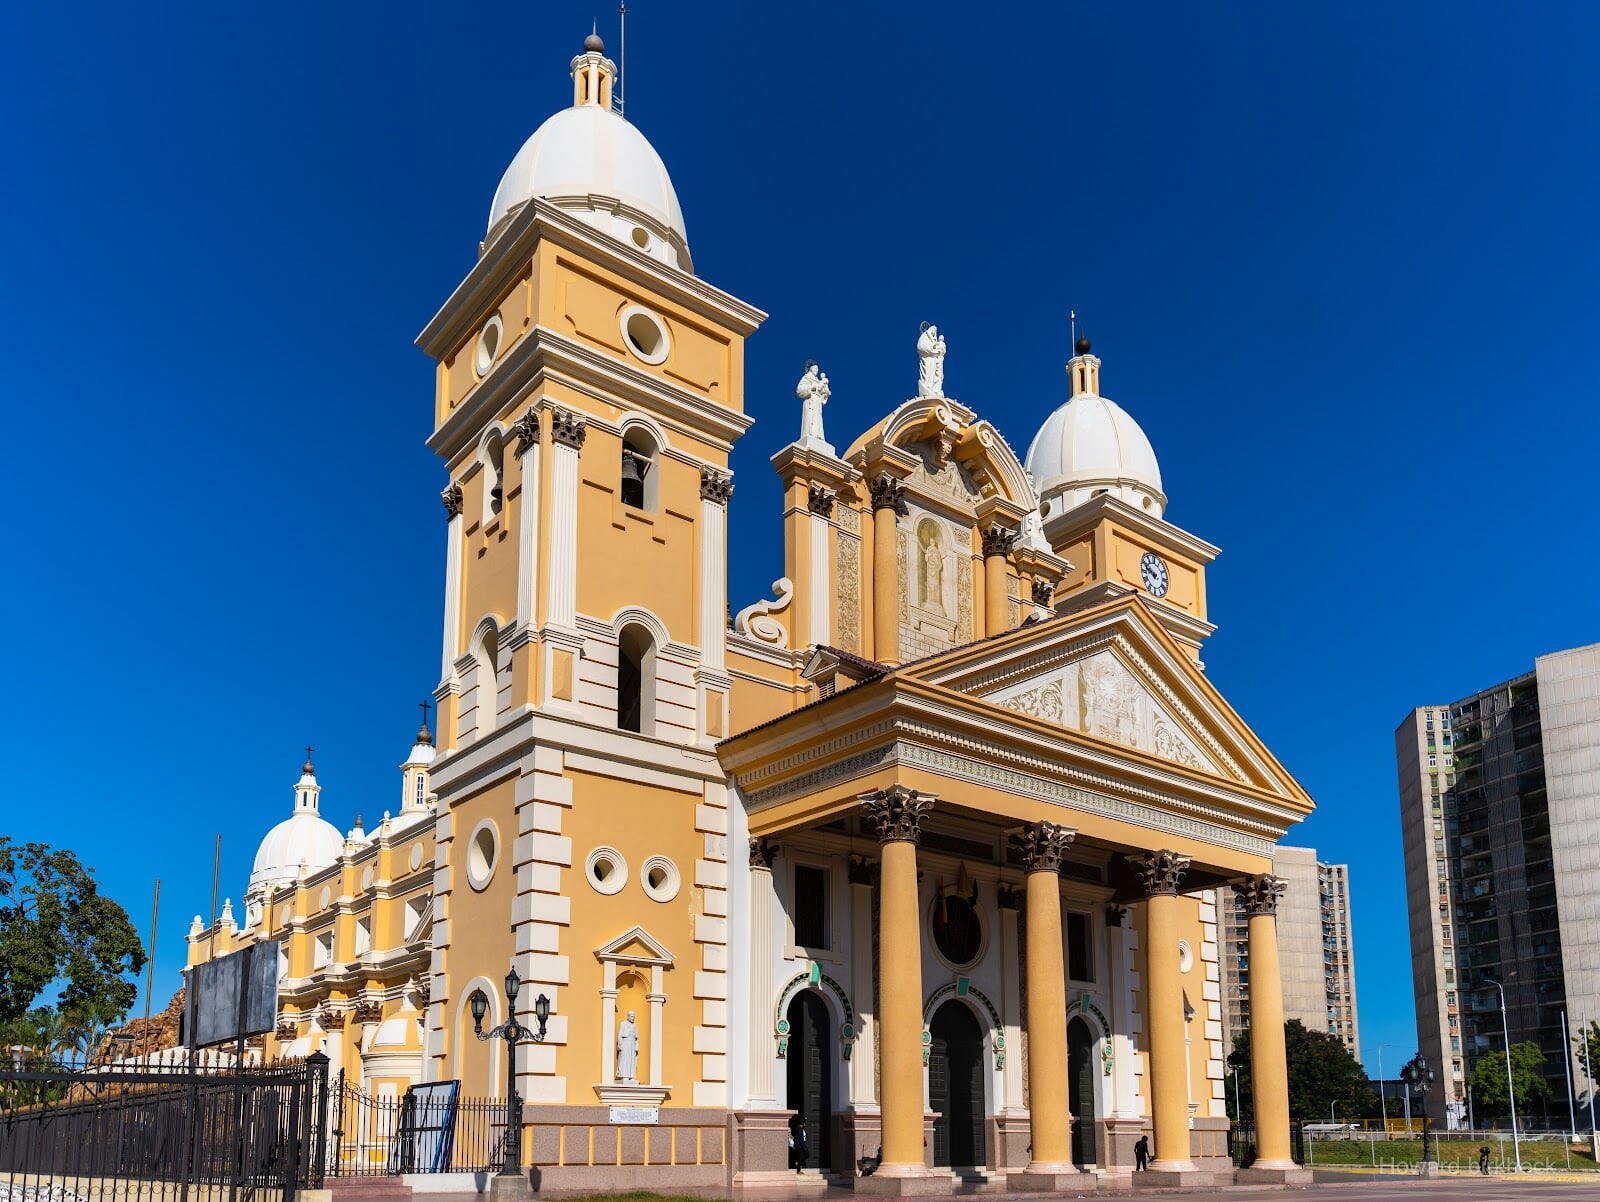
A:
595 926 674 965
902 596 1311 804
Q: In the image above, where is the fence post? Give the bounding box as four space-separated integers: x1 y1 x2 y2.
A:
306 1052 331 1188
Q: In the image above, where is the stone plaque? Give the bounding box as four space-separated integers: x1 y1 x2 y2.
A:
609 1106 660 1126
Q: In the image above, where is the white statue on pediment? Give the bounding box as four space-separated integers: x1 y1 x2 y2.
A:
917 323 946 399
795 361 834 453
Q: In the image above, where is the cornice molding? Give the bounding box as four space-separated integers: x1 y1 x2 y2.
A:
417 199 765 361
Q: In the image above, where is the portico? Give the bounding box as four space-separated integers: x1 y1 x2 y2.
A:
720 596 1313 1188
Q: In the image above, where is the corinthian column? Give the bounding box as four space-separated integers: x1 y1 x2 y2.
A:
1232 875 1309 1183
1010 821 1092 1191
858 785 941 1191
869 475 904 666
981 525 1017 639
1134 849 1198 1178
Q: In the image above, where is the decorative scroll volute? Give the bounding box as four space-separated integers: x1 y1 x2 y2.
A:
1011 820 1076 873
1235 873 1287 917
1133 848 1192 896
857 784 935 844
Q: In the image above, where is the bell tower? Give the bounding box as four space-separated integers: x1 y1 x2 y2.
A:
417 33 766 751
1025 339 1219 661
412 33 761 1101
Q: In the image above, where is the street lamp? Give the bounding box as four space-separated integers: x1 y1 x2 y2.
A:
1400 1053 1438 1176
1484 977 1521 1173
1377 1043 1395 1131
471 967 551 1183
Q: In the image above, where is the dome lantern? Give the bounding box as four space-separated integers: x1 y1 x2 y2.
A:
247 750 345 900
484 33 691 271
1024 345 1167 522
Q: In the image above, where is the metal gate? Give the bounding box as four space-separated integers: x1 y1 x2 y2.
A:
0 1050 329 1202
326 1076 504 1177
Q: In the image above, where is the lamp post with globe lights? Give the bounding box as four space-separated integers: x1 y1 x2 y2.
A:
471 967 550 1185
1401 1053 1439 1177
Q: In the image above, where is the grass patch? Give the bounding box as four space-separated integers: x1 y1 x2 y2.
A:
1306 1138 1599 1172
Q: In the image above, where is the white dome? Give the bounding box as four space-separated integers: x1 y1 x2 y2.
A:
249 810 343 895
1026 380 1166 519
487 102 690 271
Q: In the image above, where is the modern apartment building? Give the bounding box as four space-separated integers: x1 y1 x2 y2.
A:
1396 641 1600 1128
1220 846 1360 1058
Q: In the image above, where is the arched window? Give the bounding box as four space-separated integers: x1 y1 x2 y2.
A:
617 623 656 734
482 430 506 523
473 622 501 737
619 427 659 511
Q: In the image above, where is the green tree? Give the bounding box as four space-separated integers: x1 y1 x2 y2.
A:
1574 1021 1600 1093
0 838 145 1024
1224 1019 1376 1121
1467 1041 1549 1121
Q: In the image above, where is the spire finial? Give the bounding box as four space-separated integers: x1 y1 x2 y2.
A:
302 746 316 776
417 700 434 746
584 23 605 53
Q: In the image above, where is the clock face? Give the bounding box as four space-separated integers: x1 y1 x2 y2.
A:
1140 552 1170 598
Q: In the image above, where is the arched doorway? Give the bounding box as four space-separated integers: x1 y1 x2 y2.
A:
1067 1016 1097 1167
785 991 832 1171
929 1001 985 1169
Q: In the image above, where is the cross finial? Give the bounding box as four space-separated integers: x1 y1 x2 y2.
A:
302 745 316 776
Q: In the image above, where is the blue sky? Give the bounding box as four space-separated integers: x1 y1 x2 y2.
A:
2 2 1596 1073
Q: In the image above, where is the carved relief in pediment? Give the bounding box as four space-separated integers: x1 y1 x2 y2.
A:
987 650 1219 775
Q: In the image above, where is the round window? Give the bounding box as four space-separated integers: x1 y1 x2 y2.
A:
318 886 331 911
475 314 504 376
640 856 680 902
630 226 651 250
361 865 374 891
410 843 424 871
466 821 498 892
619 306 670 365
586 846 627 895
930 892 984 968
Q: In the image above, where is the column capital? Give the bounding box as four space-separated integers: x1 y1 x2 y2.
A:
868 473 907 514
1235 873 1287 916
858 785 935 844
510 410 540 457
1132 848 1192 896
700 466 734 505
981 523 1018 558
1011 820 1076 873
441 482 464 520
550 407 588 450
807 484 837 517
1031 577 1056 607
748 838 777 870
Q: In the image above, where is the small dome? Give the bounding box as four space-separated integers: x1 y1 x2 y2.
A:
1026 388 1166 519
249 811 344 895
486 85 690 270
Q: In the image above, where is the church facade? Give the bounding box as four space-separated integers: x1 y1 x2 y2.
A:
190 34 1314 1192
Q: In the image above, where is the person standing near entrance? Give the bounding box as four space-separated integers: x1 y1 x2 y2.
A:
789 1113 809 1172
1478 1146 1491 1175
1134 1134 1150 1171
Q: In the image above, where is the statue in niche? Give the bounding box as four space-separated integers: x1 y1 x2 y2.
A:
796 361 831 448
917 323 946 399
917 519 946 614
616 1010 640 1084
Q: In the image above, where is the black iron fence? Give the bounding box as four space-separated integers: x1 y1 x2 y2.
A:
0 1051 329 1202
1228 1121 1306 1167
326 1076 503 1177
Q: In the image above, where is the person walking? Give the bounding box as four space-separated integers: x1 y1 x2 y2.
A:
788 1113 809 1172
1478 1145 1491 1175
1135 1134 1151 1171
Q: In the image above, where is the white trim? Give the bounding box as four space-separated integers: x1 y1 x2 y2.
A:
465 818 499 892
586 846 627 896
619 304 671 365
639 855 681 903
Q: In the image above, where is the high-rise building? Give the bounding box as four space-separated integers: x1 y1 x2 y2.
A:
1396 641 1600 1128
1220 847 1359 1058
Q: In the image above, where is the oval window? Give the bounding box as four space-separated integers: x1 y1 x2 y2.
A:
475 314 504 377
619 306 670 365
931 892 983 968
